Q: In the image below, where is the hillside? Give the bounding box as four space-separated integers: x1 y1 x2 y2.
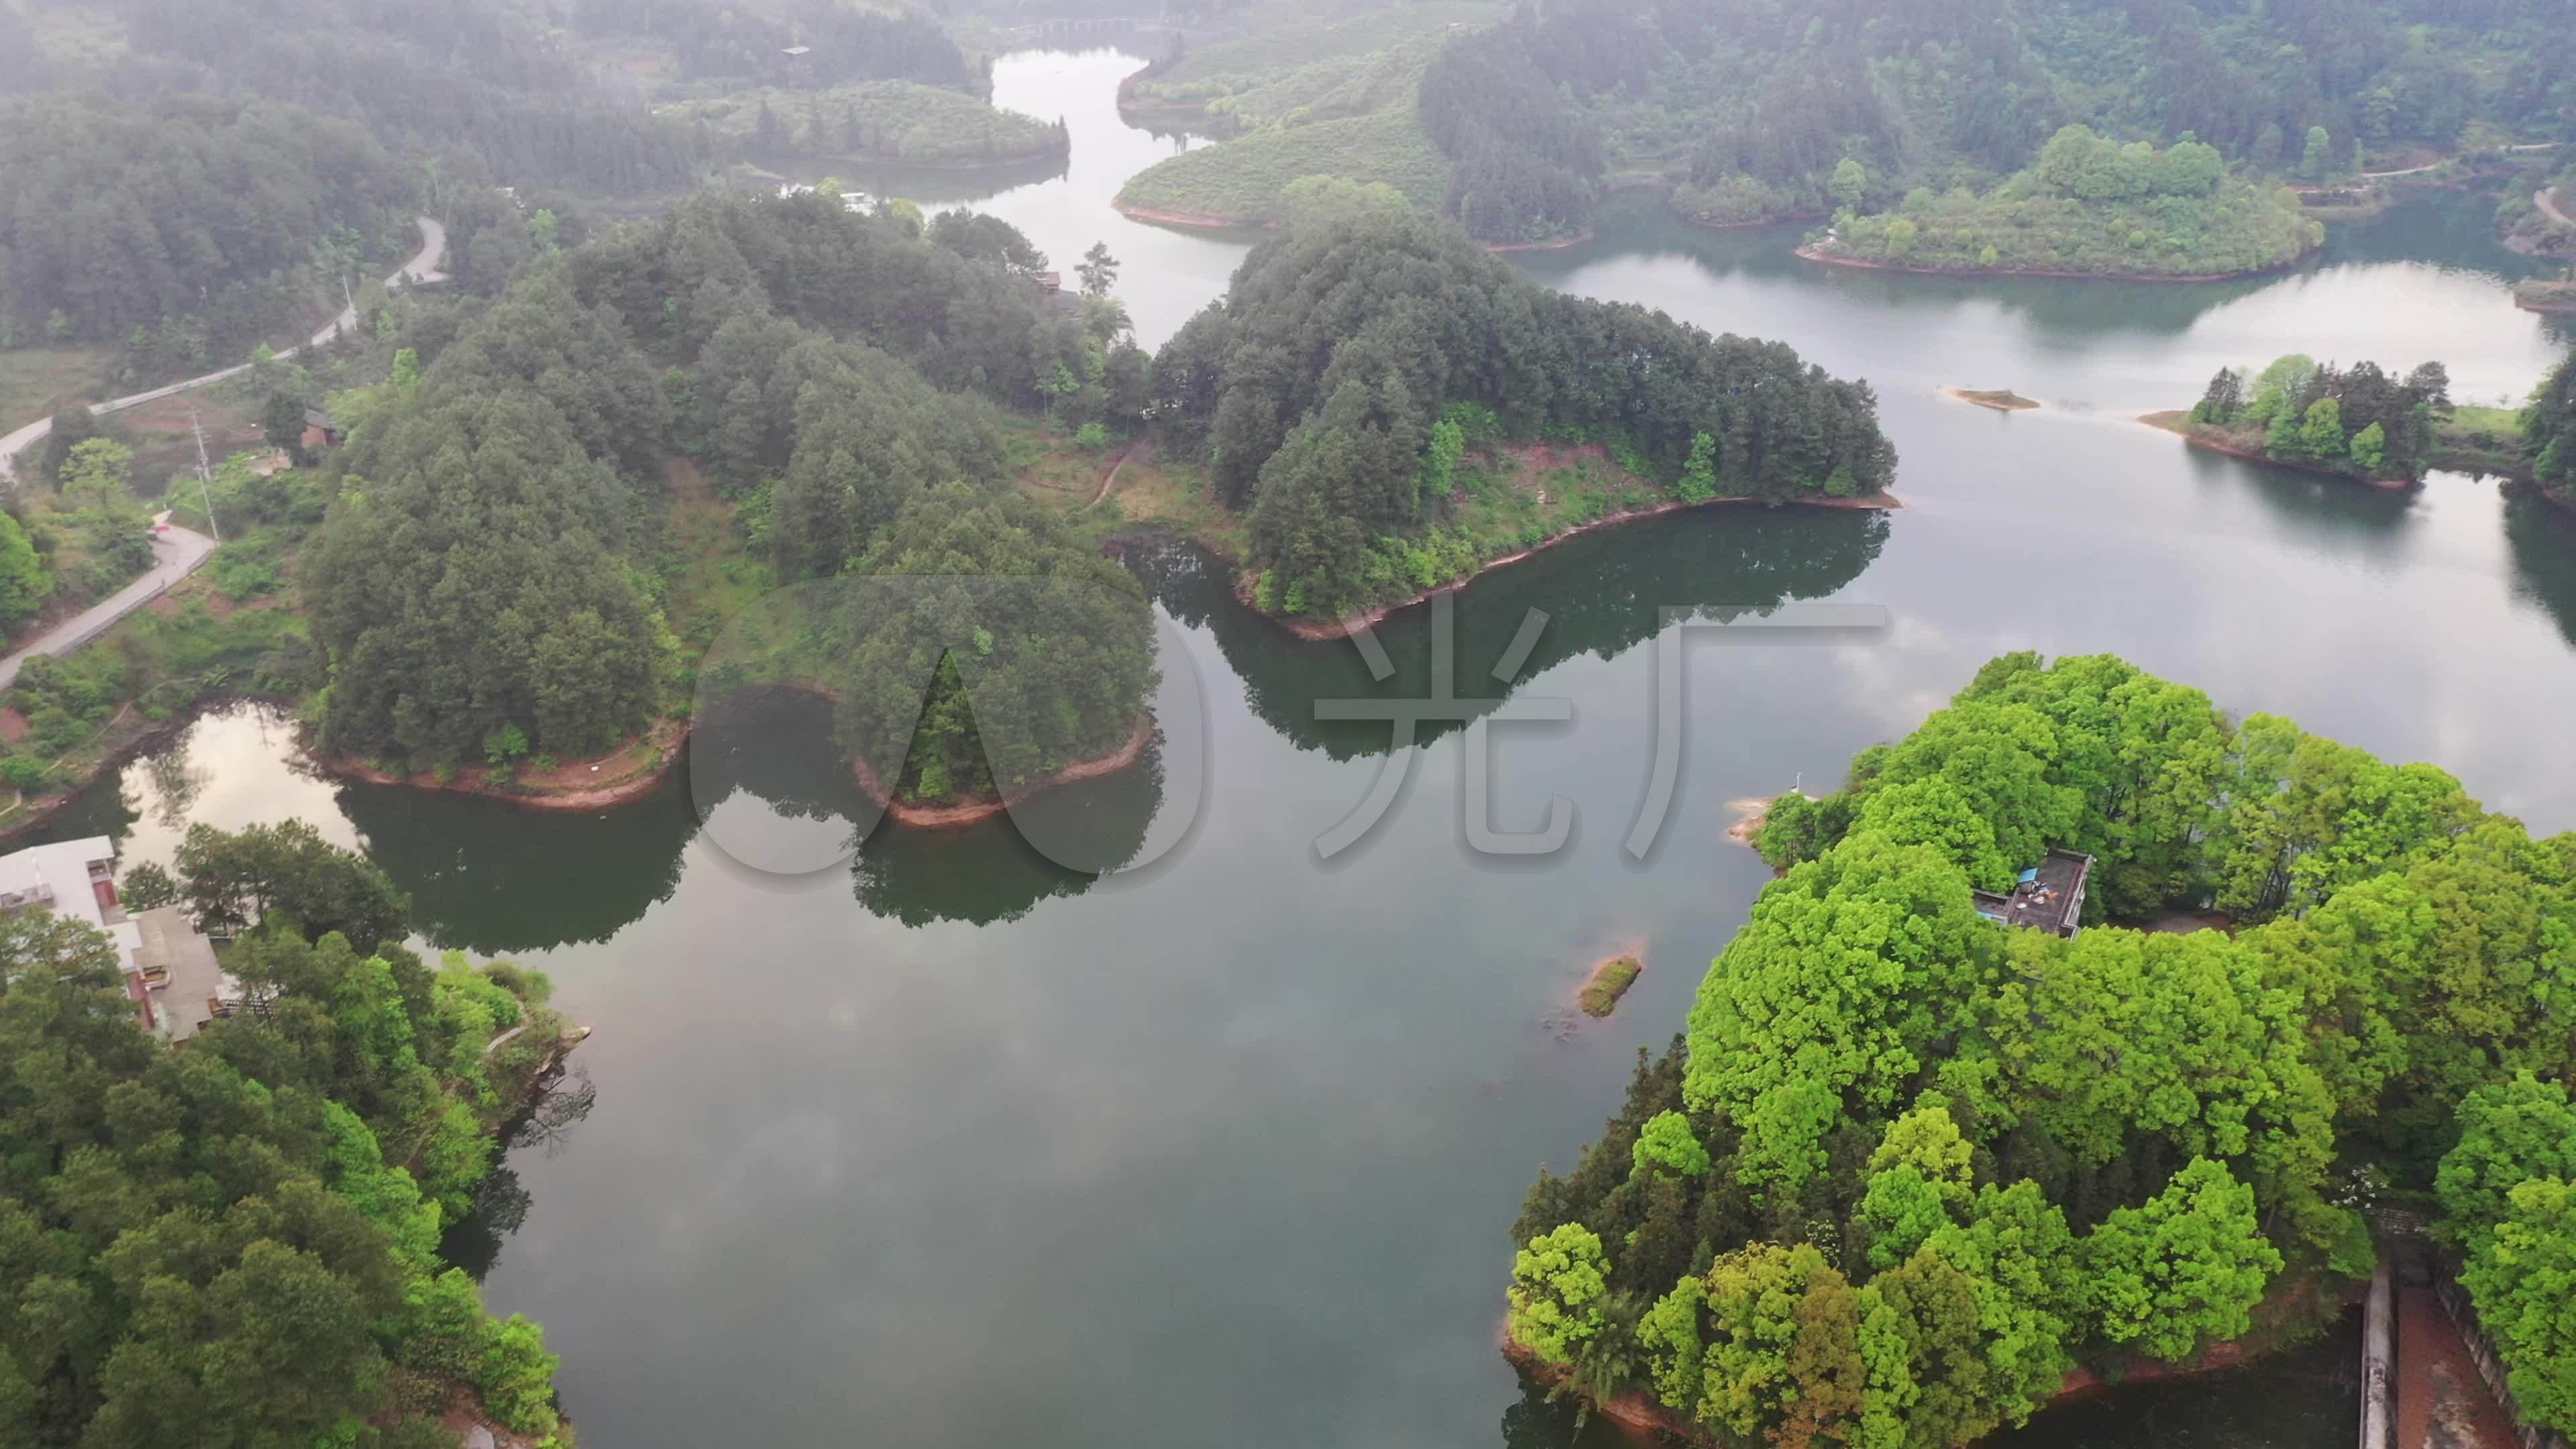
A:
1116 107 1450 227
658 81 1067 168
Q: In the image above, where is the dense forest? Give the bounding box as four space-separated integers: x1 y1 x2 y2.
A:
1152 205 1894 614
0 822 576 1446
2180 354 2456 481
0 93 411 365
662 82 1068 168
2532 350 2576 501
305 191 1155 803
1138 0 2576 243
1509 653 2576 1446
1817 126 2323 278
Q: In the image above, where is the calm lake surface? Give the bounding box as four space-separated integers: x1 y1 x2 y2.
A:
39 40 2576 1449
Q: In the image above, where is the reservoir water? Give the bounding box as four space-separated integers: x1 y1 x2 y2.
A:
34 39 2576 1449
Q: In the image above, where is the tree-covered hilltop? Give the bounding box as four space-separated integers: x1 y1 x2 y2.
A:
1511 653 2576 1446
0 823 582 1447
0 94 412 366
659 83 1069 168
1811 127 2322 279
1150 205 1894 616
2165 354 2458 482
305 191 1159 802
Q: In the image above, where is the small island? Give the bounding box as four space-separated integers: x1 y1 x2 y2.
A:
661 81 1069 169
2146 354 2457 486
1947 387 2038 411
1503 651 2576 1449
1803 127 2323 281
1578 953 1642 1018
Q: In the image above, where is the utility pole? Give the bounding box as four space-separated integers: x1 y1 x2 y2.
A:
186 407 222 545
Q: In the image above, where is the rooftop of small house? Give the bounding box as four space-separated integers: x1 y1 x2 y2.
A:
1972 848 2093 935
133 905 232 1043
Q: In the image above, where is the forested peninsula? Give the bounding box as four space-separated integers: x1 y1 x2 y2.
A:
1150 203 1896 625
0 822 583 1447
1505 653 2576 1448
303 190 1156 816
2152 350 2576 492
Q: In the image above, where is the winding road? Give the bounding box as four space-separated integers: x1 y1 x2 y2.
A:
2538 186 2575 229
0 217 445 694
0 516 217 693
0 215 447 486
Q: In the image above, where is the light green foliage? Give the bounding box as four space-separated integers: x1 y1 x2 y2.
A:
2440 1076 2576 1257
1684 833 1998 1189
1676 430 1719 502
1075 421 1110 451
2298 396 2347 460
1830 127 2318 278
1423 417 1465 504
2301 125 2333 180
1515 650 2576 1440
2459 1177 2576 1434
2080 1158 2283 1362
1830 157 1869 211
1507 1223 1609 1365
1631 1110 1711 1179
0 879 567 1446
2349 421 2389 474
1118 107 1454 224
0 511 53 629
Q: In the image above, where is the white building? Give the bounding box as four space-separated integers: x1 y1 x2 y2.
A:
0 836 231 1040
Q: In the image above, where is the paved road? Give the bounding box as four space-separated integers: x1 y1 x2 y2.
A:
0 215 447 486
2360 141 2561 180
0 517 218 692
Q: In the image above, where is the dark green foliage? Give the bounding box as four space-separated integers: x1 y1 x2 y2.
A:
1165 208 1894 612
0 94 409 365
2529 350 2576 493
2193 354 2456 480
172 819 411 951
0 884 568 1446
830 482 1157 803
1419 21 1605 243
1517 652 2576 1444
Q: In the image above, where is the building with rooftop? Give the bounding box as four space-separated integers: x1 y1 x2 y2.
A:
1971 848 2093 938
0 837 233 1041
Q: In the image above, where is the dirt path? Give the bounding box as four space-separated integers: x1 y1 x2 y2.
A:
2396 1265 2522 1449
1092 439 1149 505
2538 186 2575 229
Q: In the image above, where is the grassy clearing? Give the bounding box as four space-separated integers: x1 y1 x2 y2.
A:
0 346 111 435
1118 106 1449 224
1099 454 1252 561
1579 955 1642 1017
2430 405 2529 475
655 460 771 667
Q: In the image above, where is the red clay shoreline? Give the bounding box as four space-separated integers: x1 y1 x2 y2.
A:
1500 1270 2361 1446
311 702 1158 830
1109 193 1593 253
1239 490 1900 642
1794 239 2323 285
